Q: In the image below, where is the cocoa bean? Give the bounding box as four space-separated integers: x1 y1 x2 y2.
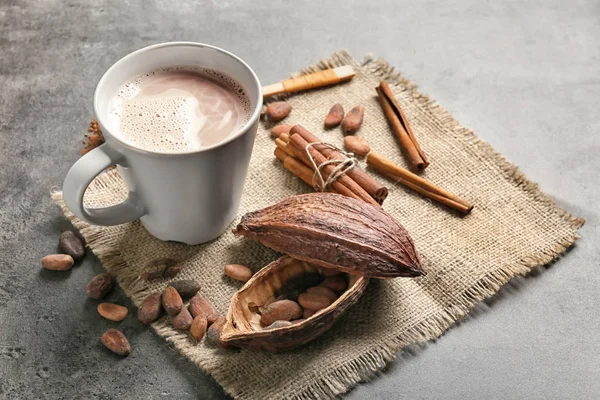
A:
206 316 227 347
141 258 181 281
341 105 364 135
303 308 316 319
293 318 307 324
58 231 85 259
85 273 114 299
306 286 338 303
138 292 163 324
191 314 208 340
320 267 342 277
97 303 128 322
189 295 218 325
270 124 293 138
278 273 323 295
265 320 293 330
224 264 253 282
274 289 301 302
169 280 200 299
298 293 332 311
101 329 130 356
260 300 302 326
162 286 183 316
321 275 348 292
343 136 371 157
324 103 344 129
265 101 292 121
41 254 74 271
172 307 193 330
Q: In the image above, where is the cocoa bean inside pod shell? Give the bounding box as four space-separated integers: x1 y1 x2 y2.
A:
220 256 368 352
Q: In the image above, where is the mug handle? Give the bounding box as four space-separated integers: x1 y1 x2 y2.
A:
62 143 146 225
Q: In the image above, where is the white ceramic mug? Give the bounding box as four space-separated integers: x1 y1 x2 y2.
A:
62 42 262 245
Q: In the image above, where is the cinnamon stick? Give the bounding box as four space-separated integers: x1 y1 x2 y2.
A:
274 143 360 200
376 82 429 171
287 134 378 205
289 125 388 204
367 150 472 214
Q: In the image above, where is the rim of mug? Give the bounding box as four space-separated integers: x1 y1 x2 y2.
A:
93 41 263 156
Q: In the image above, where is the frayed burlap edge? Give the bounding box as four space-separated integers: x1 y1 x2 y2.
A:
52 50 584 400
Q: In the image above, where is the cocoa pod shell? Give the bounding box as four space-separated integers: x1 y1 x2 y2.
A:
169 280 200 299
59 231 85 259
86 273 114 299
101 329 130 356
220 256 368 352
138 292 163 324
234 192 423 278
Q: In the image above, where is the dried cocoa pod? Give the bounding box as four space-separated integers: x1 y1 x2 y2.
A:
265 320 293 330
206 316 227 347
343 136 371 157
162 286 183 316
59 231 85 259
191 314 208 340
97 303 128 322
138 292 163 324
189 295 218 325
321 275 348 292
141 258 181 281
86 273 114 299
298 293 332 311
224 264 253 282
278 273 323 295
271 124 293 138
234 193 424 278
341 105 364 135
41 254 74 271
265 101 292 121
306 286 338 303
324 103 344 129
172 307 193 330
101 329 130 356
169 280 200 299
260 300 302 326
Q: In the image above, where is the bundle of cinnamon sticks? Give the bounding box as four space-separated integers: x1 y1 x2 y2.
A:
273 125 388 205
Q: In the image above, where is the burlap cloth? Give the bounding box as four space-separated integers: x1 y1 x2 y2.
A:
52 51 584 399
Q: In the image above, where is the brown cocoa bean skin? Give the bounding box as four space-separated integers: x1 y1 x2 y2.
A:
97 303 128 322
172 307 193 330
189 295 219 325
265 101 292 121
162 286 183 316
270 124 293 138
190 314 208 340
101 329 131 356
260 300 303 326
306 286 338 303
278 273 323 295
224 264 254 282
303 308 316 319
341 105 364 135
141 258 181 281
85 273 114 299
169 280 200 299
59 231 85 259
206 316 227 347
324 103 344 129
265 320 293 330
343 136 371 157
298 293 332 311
138 292 163 324
321 275 348 292
41 254 74 271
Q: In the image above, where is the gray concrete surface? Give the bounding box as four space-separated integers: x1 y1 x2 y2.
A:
1 0 598 398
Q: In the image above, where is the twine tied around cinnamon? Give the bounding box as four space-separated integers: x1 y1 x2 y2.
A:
305 142 357 191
